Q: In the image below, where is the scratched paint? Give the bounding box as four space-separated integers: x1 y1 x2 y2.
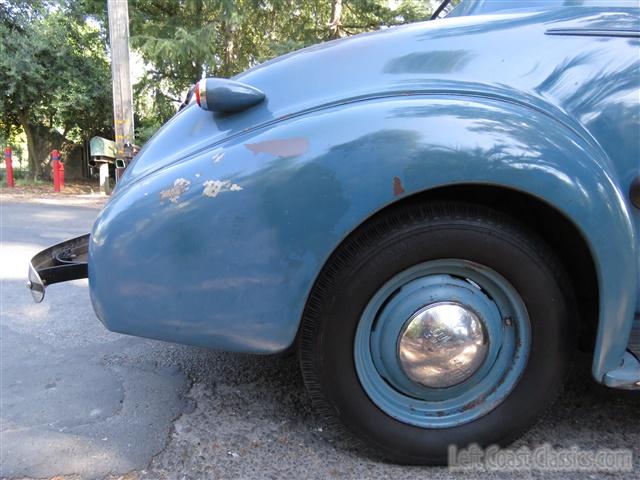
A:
393 176 405 196
202 180 243 198
244 137 309 158
212 152 224 163
160 178 190 203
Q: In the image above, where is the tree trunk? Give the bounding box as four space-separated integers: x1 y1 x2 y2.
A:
329 0 344 39
18 110 40 180
222 21 235 77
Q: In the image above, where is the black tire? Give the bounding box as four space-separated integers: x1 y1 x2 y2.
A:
298 201 574 465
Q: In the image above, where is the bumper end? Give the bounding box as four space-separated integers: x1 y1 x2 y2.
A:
603 351 640 390
27 234 90 303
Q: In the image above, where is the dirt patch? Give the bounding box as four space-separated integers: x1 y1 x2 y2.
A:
0 181 109 207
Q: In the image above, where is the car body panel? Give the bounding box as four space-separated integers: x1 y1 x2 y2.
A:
449 0 639 18
92 2 639 382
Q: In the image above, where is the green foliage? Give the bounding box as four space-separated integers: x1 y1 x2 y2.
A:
1 0 442 169
126 0 431 129
129 1 429 79
45 14 113 143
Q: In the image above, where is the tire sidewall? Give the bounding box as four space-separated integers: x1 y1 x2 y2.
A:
310 214 571 464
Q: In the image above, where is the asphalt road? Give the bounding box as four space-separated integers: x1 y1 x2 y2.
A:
1 199 638 480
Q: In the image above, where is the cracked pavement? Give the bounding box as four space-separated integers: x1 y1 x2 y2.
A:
1 199 638 480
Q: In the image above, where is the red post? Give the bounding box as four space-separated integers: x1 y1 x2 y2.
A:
4 147 15 188
51 150 61 192
59 161 64 190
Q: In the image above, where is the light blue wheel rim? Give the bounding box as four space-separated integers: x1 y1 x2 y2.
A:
354 259 531 428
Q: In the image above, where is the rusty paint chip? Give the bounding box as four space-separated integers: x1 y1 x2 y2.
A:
160 178 191 203
393 176 405 196
245 137 309 158
203 180 243 198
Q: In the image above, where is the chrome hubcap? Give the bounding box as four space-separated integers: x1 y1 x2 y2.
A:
397 302 489 388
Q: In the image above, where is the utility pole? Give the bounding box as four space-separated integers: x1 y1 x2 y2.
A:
107 0 134 194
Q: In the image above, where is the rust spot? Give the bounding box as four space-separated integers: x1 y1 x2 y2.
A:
460 383 500 412
393 176 405 196
245 137 309 158
461 396 485 412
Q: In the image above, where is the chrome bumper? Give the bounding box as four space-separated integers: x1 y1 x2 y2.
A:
27 234 90 303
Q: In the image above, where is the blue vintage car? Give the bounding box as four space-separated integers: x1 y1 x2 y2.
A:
28 0 639 465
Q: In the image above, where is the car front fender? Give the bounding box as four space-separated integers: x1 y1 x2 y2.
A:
89 94 636 380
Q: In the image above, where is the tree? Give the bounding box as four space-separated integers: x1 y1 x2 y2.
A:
129 0 429 77
0 2 112 178
80 0 442 144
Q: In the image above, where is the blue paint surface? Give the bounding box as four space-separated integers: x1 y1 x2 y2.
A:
90 1 639 382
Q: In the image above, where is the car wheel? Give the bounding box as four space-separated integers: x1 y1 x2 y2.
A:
298 201 573 464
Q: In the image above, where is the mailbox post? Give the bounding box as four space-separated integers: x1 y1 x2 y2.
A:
89 136 117 195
